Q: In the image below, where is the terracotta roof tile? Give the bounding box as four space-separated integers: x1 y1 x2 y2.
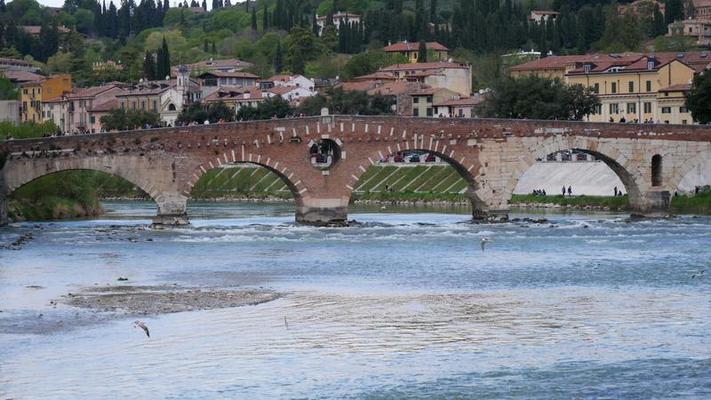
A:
384 41 449 52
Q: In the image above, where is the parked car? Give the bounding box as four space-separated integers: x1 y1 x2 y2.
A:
425 154 437 162
393 153 405 162
409 155 420 163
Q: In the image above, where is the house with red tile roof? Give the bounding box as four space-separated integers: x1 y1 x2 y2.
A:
383 41 450 63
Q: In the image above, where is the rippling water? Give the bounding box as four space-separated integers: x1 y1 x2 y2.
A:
1 202 710 399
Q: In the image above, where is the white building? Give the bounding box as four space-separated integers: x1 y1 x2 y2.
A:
315 12 361 36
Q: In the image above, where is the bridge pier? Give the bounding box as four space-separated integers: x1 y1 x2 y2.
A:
151 194 190 228
631 189 672 217
0 195 7 226
295 197 348 226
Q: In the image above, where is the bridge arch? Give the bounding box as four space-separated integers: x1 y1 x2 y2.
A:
507 136 653 211
185 150 310 219
0 155 172 222
344 141 495 218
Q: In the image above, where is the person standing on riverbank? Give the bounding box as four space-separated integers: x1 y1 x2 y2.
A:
562 186 566 196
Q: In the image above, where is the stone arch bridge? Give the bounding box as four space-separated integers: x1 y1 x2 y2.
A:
2 115 710 226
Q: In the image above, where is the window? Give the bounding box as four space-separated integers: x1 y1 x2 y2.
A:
661 107 671 114
680 106 688 113
413 97 419 104
132 101 136 109
609 103 619 114
426 107 433 117
413 108 419 117
644 102 652 113
627 102 636 114
121 102 125 109
682 119 688 124
90 116 95 124
611 82 617 94
646 80 652 92
628 81 634 93
141 101 145 110
594 104 602 114
593 83 599 93
426 96 433 103
153 100 157 111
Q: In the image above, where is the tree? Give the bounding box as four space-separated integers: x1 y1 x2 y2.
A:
236 96 291 120
100 109 161 131
251 6 257 31
417 40 427 63
143 50 156 80
155 36 171 79
176 101 234 124
284 27 320 74
482 76 599 121
665 0 684 24
0 76 18 100
273 40 283 73
686 71 711 124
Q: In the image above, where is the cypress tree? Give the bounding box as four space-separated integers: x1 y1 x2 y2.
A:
262 3 268 32
251 6 257 31
143 50 155 80
274 40 283 74
211 41 216 54
418 39 427 63
430 0 437 23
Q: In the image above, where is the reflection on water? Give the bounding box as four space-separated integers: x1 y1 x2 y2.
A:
1 201 710 399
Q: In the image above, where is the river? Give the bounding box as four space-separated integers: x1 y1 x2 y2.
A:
1 201 710 399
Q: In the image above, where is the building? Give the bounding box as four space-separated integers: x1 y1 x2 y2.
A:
203 86 269 114
43 83 127 134
20 74 72 123
0 101 20 125
695 0 711 18
20 25 70 38
116 67 200 126
618 0 666 17
174 58 253 76
0 57 39 73
267 85 315 102
383 41 450 63
565 53 700 123
1 70 43 87
92 60 124 73
434 95 486 118
197 71 259 99
315 12 361 36
410 87 461 117
529 10 560 23
667 18 711 45
509 53 642 80
264 74 316 90
657 83 694 124
379 62 472 97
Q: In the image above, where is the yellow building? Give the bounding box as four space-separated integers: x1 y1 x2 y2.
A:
20 74 72 123
657 84 694 125
565 56 696 123
410 87 459 117
383 41 450 64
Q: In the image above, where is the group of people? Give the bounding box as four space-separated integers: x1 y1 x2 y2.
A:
613 186 625 196
531 189 547 196
608 116 664 124
562 185 573 196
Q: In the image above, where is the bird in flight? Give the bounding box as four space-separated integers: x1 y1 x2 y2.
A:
480 237 491 252
134 320 150 338
691 269 706 279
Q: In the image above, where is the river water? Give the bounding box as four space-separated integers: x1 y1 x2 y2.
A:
1 202 710 399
